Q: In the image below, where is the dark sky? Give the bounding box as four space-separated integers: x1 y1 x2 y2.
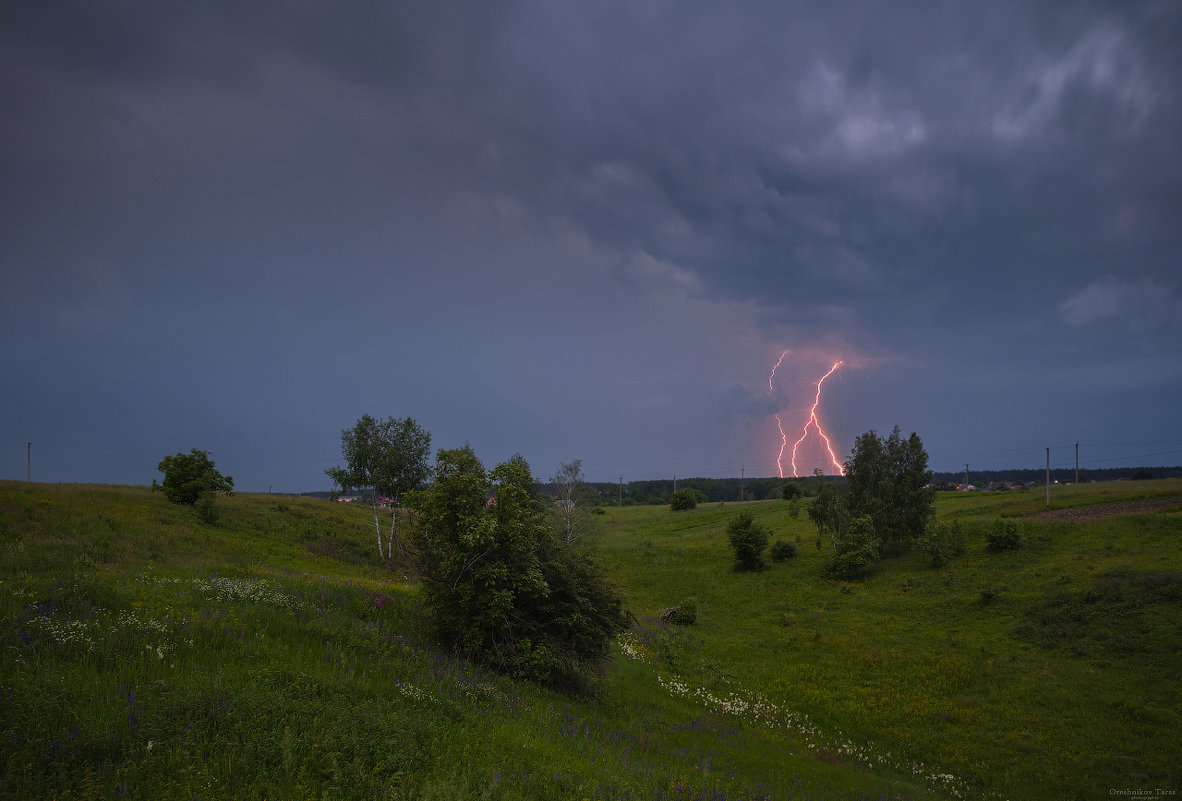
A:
3 1 1180 490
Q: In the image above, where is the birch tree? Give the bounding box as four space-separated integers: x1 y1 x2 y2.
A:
551 459 589 545
325 414 431 559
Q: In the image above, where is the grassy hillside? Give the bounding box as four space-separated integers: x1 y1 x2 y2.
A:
1 479 1179 799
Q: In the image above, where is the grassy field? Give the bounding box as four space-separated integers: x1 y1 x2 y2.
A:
1 478 1179 799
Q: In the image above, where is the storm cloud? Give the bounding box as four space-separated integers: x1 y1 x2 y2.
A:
2 1 1179 488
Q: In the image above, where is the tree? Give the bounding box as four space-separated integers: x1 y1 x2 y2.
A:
325 414 432 560
844 425 935 553
154 449 234 506
551 459 590 545
726 511 770 571
403 447 629 690
808 478 849 550
781 482 804 500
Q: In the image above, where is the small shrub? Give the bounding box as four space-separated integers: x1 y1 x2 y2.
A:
788 498 802 518
916 520 965 568
658 599 698 626
670 489 698 511
727 511 770 571
979 585 1006 606
770 539 798 561
986 518 1022 553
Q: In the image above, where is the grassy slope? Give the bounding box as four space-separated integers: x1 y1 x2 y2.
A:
595 481 1182 799
1 479 1179 799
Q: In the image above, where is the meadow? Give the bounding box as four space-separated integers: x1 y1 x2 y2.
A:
1 477 1179 799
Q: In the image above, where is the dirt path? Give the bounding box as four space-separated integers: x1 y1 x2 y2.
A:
1025 495 1182 522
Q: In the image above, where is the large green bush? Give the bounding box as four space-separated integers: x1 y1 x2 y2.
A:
727 511 770 571
404 447 630 690
670 488 702 510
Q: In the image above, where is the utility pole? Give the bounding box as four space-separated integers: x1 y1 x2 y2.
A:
740 467 745 502
1046 447 1050 507
27 442 31 482
1075 442 1079 485
618 475 623 507
964 463 969 488
673 475 677 493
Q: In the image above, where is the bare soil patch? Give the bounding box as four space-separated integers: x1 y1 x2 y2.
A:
1026 495 1182 522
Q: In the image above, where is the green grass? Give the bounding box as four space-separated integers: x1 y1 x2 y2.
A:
2 479 1180 799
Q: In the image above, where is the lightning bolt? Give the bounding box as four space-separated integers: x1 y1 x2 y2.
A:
774 414 789 478
789 360 845 478
768 349 788 394
768 350 790 478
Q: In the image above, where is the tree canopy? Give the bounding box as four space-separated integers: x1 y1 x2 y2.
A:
326 414 432 559
154 449 233 506
844 425 935 552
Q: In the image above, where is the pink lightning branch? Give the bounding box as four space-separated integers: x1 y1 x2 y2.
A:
767 352 845 478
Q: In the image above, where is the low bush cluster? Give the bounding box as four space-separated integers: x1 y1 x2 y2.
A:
658 599 698 626
915 520 965 568
670 488 705 511
770 539 798 561
986 517 1022 552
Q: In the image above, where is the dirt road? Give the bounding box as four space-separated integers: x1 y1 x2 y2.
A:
1025 495 1182 522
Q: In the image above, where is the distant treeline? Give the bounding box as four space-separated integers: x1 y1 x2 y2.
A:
569 466 1182 505
301 465 1180 505
931 465 1182 487
573 475 841 505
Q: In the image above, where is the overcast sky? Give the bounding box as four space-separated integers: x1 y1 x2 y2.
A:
2 1 1180 491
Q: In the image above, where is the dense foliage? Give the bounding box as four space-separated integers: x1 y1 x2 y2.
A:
826 515 881 579
669 488 701 511
726 511 771 571
404 447 630 690
658 599 698 626
807 478 849 548
844 426 936 552
986 517 1023 552
153 449 233 506
915 520 966 568
770 539 799 561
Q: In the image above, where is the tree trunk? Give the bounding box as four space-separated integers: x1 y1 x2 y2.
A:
371 494 384 558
